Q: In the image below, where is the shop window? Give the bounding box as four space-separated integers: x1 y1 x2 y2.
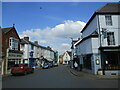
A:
83 54 92 70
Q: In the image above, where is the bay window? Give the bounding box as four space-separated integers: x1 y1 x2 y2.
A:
9 37 18 50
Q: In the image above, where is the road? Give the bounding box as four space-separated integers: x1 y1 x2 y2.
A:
2 65 118 88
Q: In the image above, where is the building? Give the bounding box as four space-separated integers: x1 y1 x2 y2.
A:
59 55 63 64
75 3 120 75
62 51 71 65
0 26 23 75
0 26 2 75
20 37 55 68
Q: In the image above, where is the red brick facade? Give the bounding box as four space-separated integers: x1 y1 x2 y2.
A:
1 26 20 54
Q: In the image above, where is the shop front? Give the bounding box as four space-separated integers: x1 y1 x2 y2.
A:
7 52 22 70
99 46 120 75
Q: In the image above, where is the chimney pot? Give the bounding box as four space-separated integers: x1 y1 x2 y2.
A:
34 41 38 45
24 37 29 41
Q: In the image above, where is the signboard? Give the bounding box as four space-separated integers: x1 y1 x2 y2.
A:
103 49 120 51
30 51 34 57
8 53 22 59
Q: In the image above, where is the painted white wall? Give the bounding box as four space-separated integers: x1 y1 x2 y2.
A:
92 54 101 74
99 15 120 46
79 38 92 55
21 41 54 62
82 16 98 38
63 52 70 64
91 38 99 53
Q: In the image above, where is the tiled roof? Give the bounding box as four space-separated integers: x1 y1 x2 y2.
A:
81 3 120 33
67 51 72 56
96 3 120 14
1 27 13 34
20 39 54 52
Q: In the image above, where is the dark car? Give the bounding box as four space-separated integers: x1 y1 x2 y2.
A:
42 63 49 69
11 64 34 76
48 62 53 68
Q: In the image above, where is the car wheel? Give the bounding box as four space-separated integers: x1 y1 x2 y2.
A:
12 74 16 76
31 69 34 73
23 71 27 75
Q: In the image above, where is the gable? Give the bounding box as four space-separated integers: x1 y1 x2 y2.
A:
4 27 20 40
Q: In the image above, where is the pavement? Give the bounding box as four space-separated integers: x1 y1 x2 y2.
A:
67 66 120 80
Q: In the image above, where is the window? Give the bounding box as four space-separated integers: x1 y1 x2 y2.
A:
107 32 115 45
105 15 112 26
83 54 92 70
9 37 18 50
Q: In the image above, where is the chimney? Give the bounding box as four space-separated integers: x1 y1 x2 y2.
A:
34 41 38 45
24 37 29 41
78 37 80 40
47 46 51 50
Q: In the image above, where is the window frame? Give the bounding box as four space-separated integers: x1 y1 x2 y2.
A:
105 15 113 26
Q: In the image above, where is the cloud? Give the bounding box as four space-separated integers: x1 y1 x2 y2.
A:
39 40 47 44
61 43 70 47
19 20 86 54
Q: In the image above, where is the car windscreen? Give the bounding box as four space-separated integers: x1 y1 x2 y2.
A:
24 64 29 67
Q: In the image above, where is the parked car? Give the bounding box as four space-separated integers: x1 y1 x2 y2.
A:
42 63 49 69
11 64 34 76
48 62 53 68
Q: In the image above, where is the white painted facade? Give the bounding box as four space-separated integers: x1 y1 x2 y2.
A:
75 13 120 75
98 15 120 47
63 51 71 65
20 39 55 65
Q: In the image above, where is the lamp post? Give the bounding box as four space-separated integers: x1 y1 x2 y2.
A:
66 37 74 68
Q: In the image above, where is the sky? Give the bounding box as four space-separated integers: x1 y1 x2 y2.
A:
2 2 117 55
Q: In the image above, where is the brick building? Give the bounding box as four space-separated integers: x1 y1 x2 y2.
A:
0 26 23 75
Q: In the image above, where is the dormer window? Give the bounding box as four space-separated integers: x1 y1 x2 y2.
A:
9 37 18 50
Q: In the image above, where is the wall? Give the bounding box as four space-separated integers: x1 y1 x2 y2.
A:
91 38 99 53
63 52 70 64
99 15 120 46
79 38 92 55
82 16 98 38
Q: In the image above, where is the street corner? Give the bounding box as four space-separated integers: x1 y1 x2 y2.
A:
68 67 97 80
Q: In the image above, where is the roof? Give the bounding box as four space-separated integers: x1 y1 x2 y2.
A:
96 3 120 14
63 51 72 56
2 27 13 34
75 31 98 46
1 26 20 40
67 51 72 56
59 55 64 58
20 39 54 52
81 3 120 33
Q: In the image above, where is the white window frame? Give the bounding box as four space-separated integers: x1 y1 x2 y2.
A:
9 37 19 50
105 15 112 26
